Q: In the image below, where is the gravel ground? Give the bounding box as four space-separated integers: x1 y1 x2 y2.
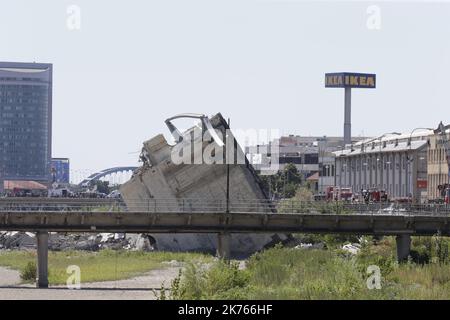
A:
0 267 21 287
0 266 181 300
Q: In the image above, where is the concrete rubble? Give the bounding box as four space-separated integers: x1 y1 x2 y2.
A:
294 243 325 250
341 243 362 255
0 231 36 249
0 232 156 251
120 113 291 256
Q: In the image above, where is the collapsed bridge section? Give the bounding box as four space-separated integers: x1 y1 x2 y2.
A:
120 113 287 255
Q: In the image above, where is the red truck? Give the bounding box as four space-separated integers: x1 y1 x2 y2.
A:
361 189 389 203
438 184 450 204
326 186 353 201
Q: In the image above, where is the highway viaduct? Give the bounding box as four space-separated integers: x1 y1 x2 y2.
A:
2 207 450 287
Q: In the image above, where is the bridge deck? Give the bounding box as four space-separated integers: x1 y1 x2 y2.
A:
1 211 450 236
2 198 449 287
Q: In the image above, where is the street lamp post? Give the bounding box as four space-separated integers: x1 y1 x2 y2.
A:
376 137 386 189
340 162 347 200
336 152 346 201
317 138 328 198
363 162 368 190
318 144 322 198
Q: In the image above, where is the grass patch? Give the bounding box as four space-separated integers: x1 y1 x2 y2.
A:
169 238 450 300
170 247 383 300
6 235 450 299
0 250 212 285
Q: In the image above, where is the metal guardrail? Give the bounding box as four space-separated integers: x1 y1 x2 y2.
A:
0 198 449 215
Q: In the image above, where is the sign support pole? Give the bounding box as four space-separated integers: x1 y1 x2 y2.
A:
344 87 352 146
325 72 376 146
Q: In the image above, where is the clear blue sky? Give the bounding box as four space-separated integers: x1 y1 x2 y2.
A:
2 0 450 178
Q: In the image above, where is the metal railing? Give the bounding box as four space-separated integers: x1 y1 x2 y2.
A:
0 198 449 215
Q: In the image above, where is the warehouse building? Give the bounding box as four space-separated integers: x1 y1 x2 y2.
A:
334 130 431 203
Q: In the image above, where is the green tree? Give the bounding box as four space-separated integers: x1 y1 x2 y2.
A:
260 163 304 199
294 187 314 202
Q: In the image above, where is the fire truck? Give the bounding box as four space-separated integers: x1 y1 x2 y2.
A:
434 122 450 204
325 186 353 201
361 189 389 203
437 184 450 204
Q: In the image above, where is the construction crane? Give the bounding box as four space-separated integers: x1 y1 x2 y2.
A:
434 122 450 204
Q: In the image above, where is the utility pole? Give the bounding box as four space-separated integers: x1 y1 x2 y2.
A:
219 118 232 260
226 118 230 213
407 127 433 203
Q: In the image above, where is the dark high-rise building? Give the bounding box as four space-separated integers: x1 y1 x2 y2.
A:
0 62 52 183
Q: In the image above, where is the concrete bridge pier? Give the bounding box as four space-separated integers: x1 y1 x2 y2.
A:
36 231 49 288
396 234 411 263
216 232 231 260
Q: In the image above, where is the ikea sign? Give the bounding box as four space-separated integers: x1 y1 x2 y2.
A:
325 72 376 89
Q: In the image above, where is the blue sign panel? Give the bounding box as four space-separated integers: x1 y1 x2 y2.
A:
51 158 70 184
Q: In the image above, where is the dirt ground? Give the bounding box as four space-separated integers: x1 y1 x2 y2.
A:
0 266 181 300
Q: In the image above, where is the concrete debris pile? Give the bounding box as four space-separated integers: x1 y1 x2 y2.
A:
0 231 36 249
120 113 290 256
341 243 361 255
0 232 156 252
294 243 325 250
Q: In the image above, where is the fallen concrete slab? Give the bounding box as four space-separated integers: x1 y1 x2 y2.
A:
120 113 288 255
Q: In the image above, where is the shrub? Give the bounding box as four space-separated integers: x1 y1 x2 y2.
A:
170 262 205 299
20 261 37 282
409 249 431 265
170 261 250 300
356 240 397 276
